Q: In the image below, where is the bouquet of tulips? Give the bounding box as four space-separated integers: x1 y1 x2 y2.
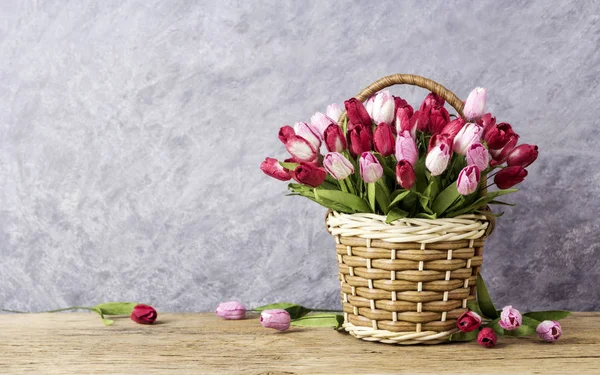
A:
261 87 538 222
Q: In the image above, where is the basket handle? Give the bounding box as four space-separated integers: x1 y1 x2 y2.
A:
340 74 465 123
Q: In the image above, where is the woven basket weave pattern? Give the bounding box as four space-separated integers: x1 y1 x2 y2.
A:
327 212 488 344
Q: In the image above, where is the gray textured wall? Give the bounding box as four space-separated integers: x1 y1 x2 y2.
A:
1 0 598 313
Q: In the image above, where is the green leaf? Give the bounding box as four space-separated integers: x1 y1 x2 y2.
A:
367 183 376 212
94 302 138 316
524 310 571 321
335 314 345 330
432 182 461 216
279 161 299 170
388 190 411 209
449 330 478 342
504 323 537 337
375 180 391 215
103 318 115 326
447 189 518 217
467 300 483 317
315 189 371 213
488 200 516 207
290 313 343 328
487 318 504 336
415 212 437 219
253 303 311 320
414 157 427 193
476 274 498 319
386 207 409 224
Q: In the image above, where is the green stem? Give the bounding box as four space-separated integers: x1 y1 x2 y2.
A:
2 306 97 314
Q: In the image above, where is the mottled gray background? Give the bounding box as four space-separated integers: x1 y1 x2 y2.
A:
0 0 598 313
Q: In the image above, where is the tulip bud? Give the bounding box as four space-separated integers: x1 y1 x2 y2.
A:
456 310 482 332
348 123 373 157
507 144 539 168
417 93 446 133
260 157 291 181
294 121 321 151
420 92 445 110
396 160 416 189
374 123 395 156
463 87 487 121
344 98 372 131
324 124 347 152
428 133 453 153
395 105 416 138
466 143 490 171
484 123 519 150
457 165 480 196
395 130 418 167
369 90 395 126
260 309 291 331
285 135 318 163
453 123 483 155
494 166 527 189
323 152 354 180
278 125 295 144
359 152 383 183
215 301 246 320
130 304 157 324
499 305 522 331
536 320 562 342
326 103 343 123
310 112 336 139
477 327 498 348
425 143 451 176
477 113 496 138
441 118 466 140
294 162 326 187
428 106 450 135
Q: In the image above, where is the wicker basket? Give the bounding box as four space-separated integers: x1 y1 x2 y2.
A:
327 74 494 345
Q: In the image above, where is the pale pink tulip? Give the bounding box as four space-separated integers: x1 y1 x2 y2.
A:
395 130 418 167
359 152 383 183
463 87 487 121
453 123 483 155
457 165 480 195
425 143 451 176
323 152 354 180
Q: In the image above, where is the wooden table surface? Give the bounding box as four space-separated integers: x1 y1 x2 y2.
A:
1 312 599 375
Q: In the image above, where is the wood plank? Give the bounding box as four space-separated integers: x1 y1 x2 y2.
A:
0 312 599 374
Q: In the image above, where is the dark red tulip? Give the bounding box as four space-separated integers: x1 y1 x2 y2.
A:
396 160 416 189
457 310 482 332
507 144 539 167
441 118 466 140
374 123 395 156
494 166 528 189
477 327 498 348
477 113 497 138
130 304 157 324
324 124 347 152
278 125 295 144
485 123 519 150
344 98 372 131
348 123 373 157
294 162 326 187
428 106 450 134
489 134 519 164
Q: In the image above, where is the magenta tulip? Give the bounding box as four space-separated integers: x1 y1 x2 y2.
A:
260 309 291 331
345 98 372 131
348 123 373 157
507 144 539 167
456 310 482 332
396 160 416 189
278 125 295 144
359 152 383 183
216 301 246 320
395 130 418 167
477 327 497 348
260 157 291 181
395 105 416 138
323 124 347 152
374 123 395 156
489 134 519 164
466 143 490 171
494 166 527 189
294 162 326 187
485 123 519 150
478 113 496 138
457 165 480 195
463 87 487 121
323 152 354 180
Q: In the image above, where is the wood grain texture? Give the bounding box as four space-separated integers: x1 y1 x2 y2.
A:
0 312 599 375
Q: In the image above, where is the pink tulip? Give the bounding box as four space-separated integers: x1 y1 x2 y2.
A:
396 160 416 189
310 112 336 139
323 152 354 180
260 157 292 181
215 301 246 320
485 123 519 150
456 310 482 332
345 98 372 131
477 327 497 348
536 320 562 342
293 162 326 187
463 87 487 121
285 135 318 162
395 130 418 167
494 166 527 189
348 123 373 157
374 123 395 156
359 152 383 183
466 143 490 171
395 105 416 138
278 125 295 144
428 133 453 153
457 165 480 195
478 113 496 138
425 143 451 176
326 103 343 123
260 309 291 331
499 305 522 331
368 90 395 126
453 123 483 155
507 144 539 167
441 118 465 140
294 121 321 151
323 124 347 152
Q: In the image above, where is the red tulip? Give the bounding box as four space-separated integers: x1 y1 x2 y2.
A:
477 113 496 138
441 118 465 140
417 93 446 133
294 162 326 187
130 304 157 324
428 106 450 134
324 124 347 152
477 327 498 348
507 144 539 167
260 157 291 181
489 133 519 164
348 123 373 157
395 105 415 137
278 125 295 144
344 98 372 131
374 123 395 156
456 310 482 332
396 160 416 189
485 123 519 150
494 166 528 189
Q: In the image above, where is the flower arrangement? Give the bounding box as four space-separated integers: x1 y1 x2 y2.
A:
261 87 539 221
